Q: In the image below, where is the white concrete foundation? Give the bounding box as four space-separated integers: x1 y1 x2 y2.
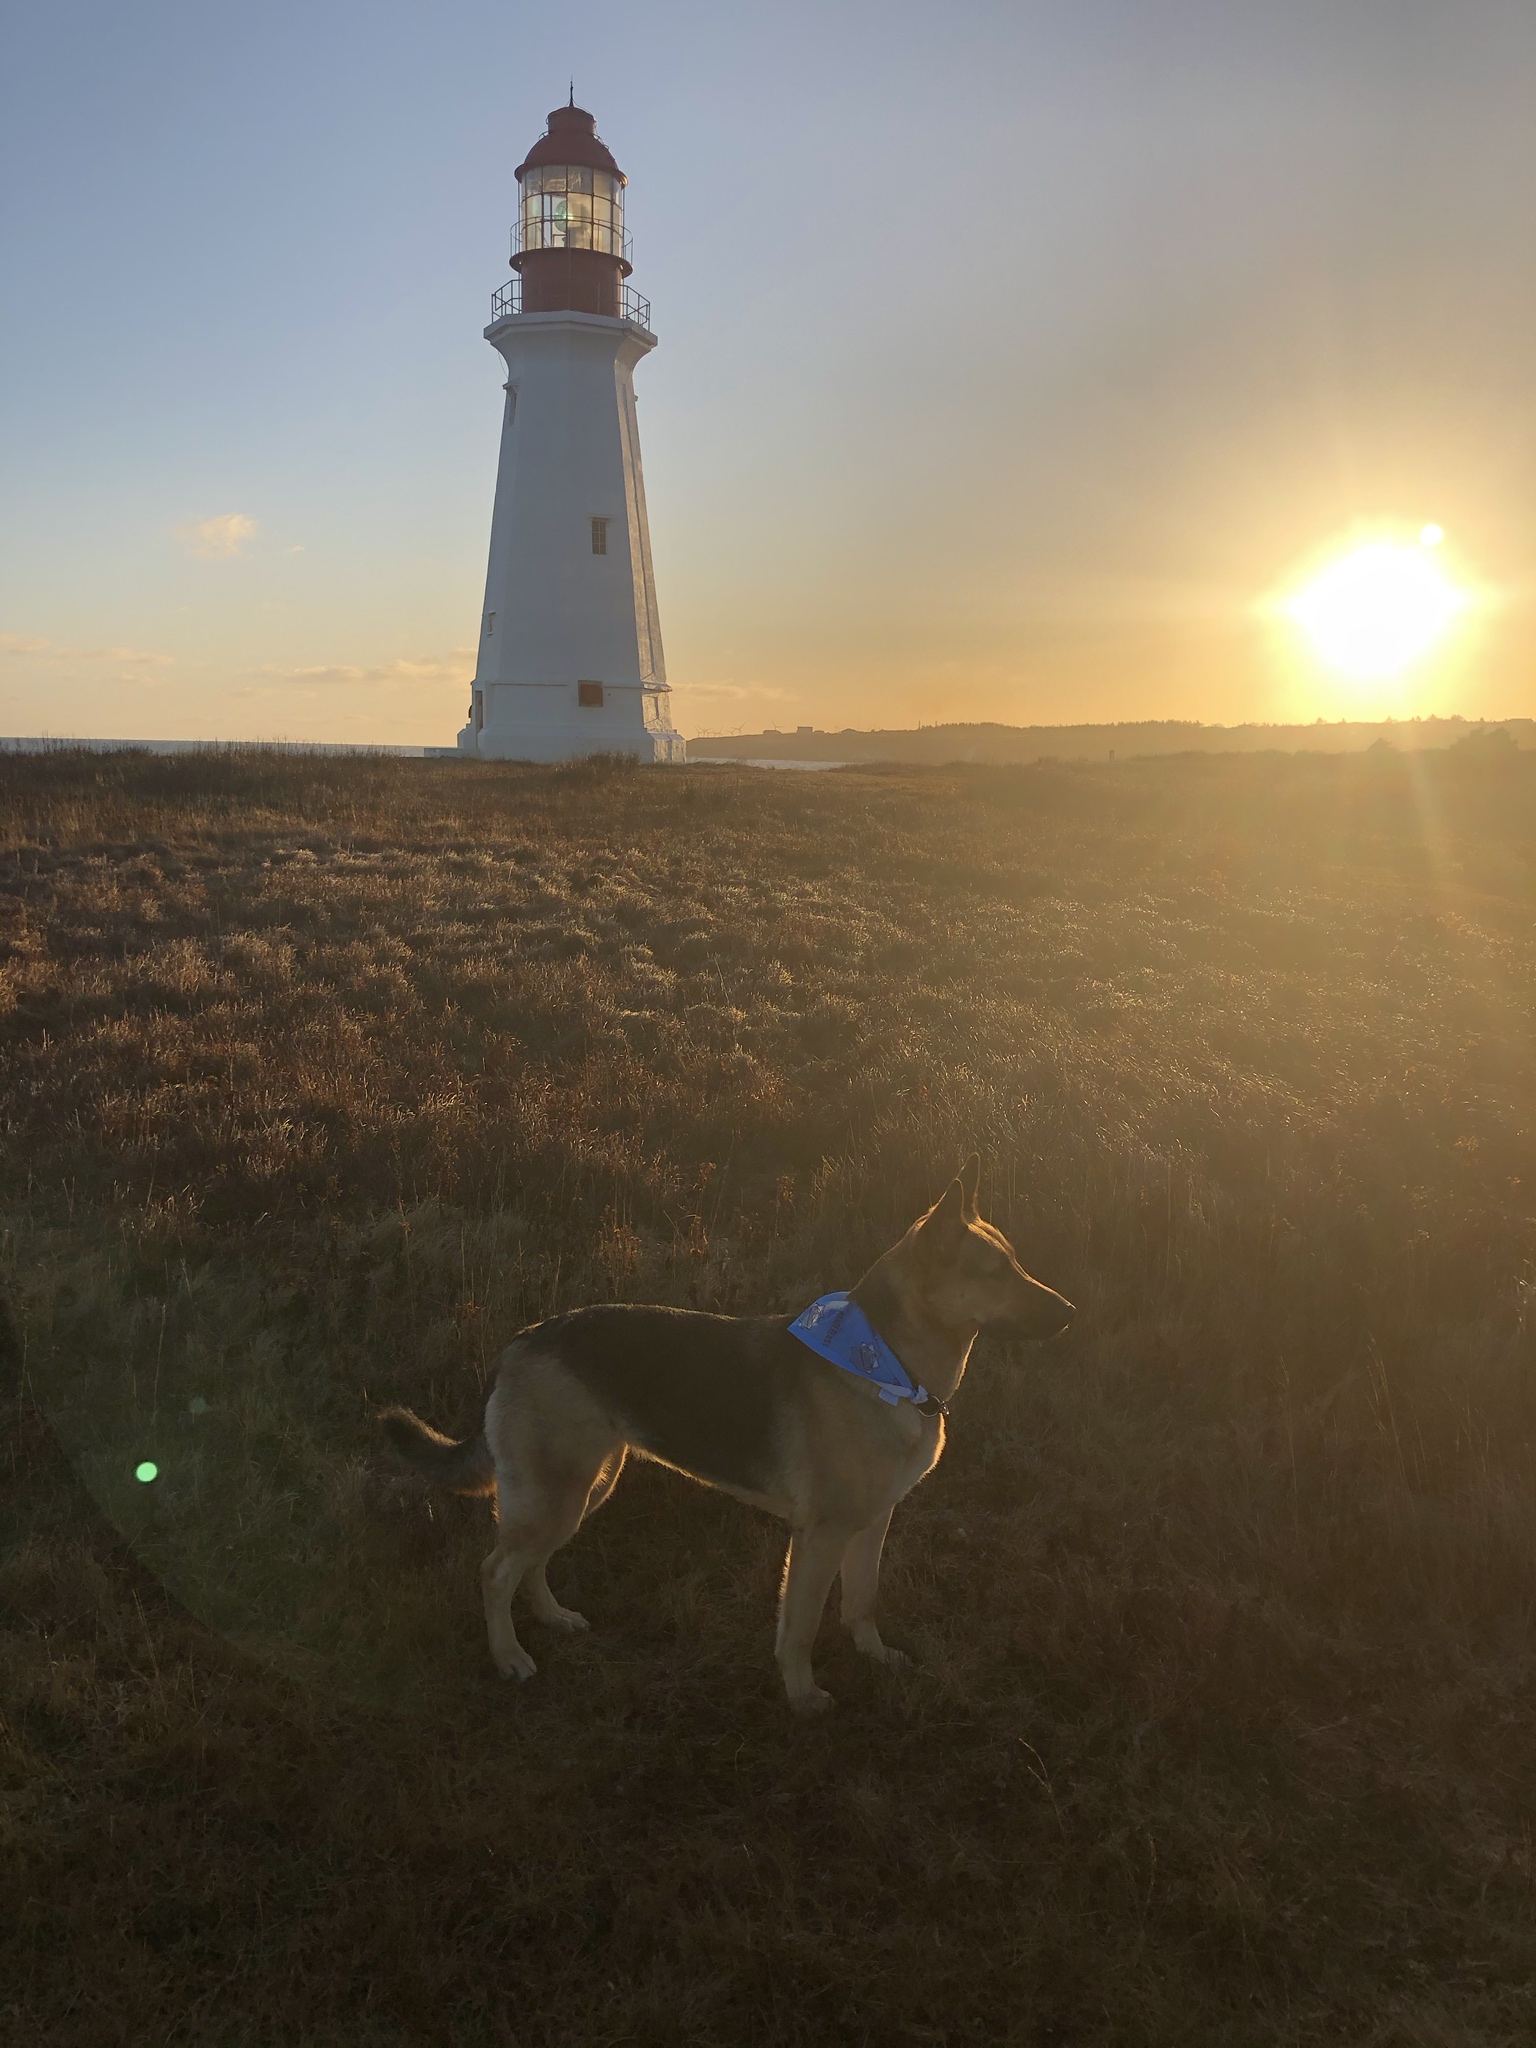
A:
458 309 683 763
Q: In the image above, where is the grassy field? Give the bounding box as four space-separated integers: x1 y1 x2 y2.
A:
3 740 1536 2046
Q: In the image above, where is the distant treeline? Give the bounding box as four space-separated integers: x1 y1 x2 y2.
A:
689 714 1536 765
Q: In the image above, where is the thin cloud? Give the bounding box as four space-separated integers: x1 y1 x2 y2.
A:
175 513 257 559
682 679 794 702
0 634 174 668
239 651 476 692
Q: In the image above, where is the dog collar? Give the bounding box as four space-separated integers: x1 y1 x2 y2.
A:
787 1294 947 1416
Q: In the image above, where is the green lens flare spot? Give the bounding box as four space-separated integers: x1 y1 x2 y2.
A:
135 1461 159 1484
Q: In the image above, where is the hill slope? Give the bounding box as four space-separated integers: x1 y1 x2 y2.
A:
4 744 1536 2045
691 712 1536 763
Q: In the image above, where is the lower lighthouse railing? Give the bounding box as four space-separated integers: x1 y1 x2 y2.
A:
489 278 652 329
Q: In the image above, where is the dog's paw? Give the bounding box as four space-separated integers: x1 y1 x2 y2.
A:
788 1685 834 1717
851 1626 912 1668
539 1605 590 1634
493 1646 538 1681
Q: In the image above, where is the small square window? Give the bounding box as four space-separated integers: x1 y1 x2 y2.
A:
590 517 609 555
484 612 495 637
577 681 605 708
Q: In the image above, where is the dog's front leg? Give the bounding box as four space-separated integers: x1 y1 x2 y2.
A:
776 1524 853 1714
840 1506 910 1668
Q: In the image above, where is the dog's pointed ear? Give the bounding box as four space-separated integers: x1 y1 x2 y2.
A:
959 1152 980 1218
922 1178 968 1245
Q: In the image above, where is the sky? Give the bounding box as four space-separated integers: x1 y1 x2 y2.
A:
2 0 1534 745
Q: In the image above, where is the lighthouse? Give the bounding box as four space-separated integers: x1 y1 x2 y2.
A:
457 101 685 762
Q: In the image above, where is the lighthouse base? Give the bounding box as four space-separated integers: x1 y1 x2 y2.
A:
456 680 684 764
458 723 685 764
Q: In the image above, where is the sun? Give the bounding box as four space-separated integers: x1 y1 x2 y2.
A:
1284 531 1468 680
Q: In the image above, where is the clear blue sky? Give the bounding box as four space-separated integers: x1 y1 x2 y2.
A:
2 0 1533 742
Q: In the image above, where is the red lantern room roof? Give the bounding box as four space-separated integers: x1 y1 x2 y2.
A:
516 104 625 184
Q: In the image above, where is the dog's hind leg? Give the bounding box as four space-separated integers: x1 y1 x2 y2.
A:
776 1523 856 1714
480 1467 592 1676
582 1446 627 1518
840 1507 910 1668
515 1448 625 1641
525 1559 589 1633
483 1489 587 1675
481 1527 542 1681
527 1442 629 1632
480 1357 621 1675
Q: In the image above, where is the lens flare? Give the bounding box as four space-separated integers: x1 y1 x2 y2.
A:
1284 537 1466 680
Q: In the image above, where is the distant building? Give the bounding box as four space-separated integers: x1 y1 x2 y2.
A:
458 101 683 763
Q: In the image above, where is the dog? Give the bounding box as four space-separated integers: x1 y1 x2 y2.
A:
378 1155 1074 1712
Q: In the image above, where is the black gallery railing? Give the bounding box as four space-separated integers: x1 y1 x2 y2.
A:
489 278 653 328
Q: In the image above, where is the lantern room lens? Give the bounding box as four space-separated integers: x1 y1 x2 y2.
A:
522 168 624 256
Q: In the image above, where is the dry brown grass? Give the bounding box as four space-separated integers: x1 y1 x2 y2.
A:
3 740 1536 2045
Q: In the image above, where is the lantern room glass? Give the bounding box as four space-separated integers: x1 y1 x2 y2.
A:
519 166 626 257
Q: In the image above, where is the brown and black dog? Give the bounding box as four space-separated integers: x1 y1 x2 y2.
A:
379 1156 1073 1712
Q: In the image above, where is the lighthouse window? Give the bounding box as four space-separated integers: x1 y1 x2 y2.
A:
578 682 605 708
520 165 625 257
484 612 495 637
590 518 609 555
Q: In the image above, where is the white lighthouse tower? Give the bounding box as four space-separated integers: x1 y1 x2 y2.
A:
457 101 684 762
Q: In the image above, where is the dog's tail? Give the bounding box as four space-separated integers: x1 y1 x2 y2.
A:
376 1406 496 1496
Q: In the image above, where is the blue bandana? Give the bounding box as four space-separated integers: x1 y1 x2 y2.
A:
787 1293 938 1411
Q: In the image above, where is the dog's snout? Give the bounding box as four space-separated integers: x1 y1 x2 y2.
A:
1038 1293 1075 1339
992 1284 1076 1342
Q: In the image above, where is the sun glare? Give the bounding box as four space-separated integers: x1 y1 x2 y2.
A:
1284 533 1467 681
